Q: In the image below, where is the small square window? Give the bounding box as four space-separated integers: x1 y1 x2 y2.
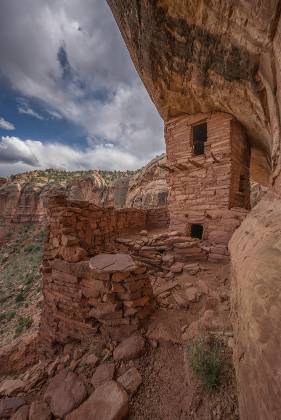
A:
192 122 207 155
190 223 204 239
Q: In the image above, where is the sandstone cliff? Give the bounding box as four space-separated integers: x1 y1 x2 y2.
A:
107 2 281 419
230 192 281 420
0 170 106 242
125 153 168 208
108 0 281 187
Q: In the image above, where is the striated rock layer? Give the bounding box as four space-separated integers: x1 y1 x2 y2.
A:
124 154 168 208
0 170 109 229
230 192 281 420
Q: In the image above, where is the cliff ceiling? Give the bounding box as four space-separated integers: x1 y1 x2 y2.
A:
107 0 281 186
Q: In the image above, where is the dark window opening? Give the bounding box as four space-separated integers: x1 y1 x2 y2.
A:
190 223 204 240
192 122 207 155
158 191 168 205
239 175 246 193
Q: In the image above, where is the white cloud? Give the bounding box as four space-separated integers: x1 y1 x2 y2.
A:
0 117 15 131
0 0 164 167
46 109 63 120
17 97 45 120
0 136 38 165
0 136 147 176
18 106 45 120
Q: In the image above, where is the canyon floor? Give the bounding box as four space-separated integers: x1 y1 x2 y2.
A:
0 224 239 419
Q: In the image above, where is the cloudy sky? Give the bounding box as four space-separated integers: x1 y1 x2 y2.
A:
0 0 164 176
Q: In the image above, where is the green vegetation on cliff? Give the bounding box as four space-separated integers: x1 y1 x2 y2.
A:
4 168 140 187
0 224 45 343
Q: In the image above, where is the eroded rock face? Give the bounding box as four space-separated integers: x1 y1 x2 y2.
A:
0 397 26 418
125 154 169 208
107 0 281 186
230 192 281 420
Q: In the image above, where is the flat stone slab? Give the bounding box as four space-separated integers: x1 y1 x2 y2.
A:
0 379 25 397
65 380 128 420
89 254 137 273
44 370 87 418
117 367 142 395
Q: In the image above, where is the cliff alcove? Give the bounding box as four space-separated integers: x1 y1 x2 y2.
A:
106 1 281 419
1 1 281 419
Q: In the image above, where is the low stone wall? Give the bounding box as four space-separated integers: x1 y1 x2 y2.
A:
44 193 147 262
40 193 151 354
40 255 153 354
40 259 95 354
146 206 170 229
89 254 154 340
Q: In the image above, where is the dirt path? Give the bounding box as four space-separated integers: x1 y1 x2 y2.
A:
129 331 238 420
130 341 189 420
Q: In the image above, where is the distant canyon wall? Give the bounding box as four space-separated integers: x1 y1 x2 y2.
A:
0 155 169 242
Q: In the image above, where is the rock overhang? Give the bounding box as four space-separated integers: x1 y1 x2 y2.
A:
107 0 281 186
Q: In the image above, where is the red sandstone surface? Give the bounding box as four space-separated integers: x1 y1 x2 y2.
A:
0 139 270 418
1 172 244 418
1 1 281 417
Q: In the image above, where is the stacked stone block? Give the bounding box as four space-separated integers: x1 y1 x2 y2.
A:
88 253 154 340
44 192 147 263
40 193 155 354
40 254 153 354
146 207 170 229
165 112 250 256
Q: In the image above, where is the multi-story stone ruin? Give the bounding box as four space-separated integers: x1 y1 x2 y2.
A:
164 112 250 255
39 112 252 353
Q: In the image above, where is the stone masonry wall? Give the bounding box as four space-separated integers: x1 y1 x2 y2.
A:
146 206 170 229
40 193 150 354
165 112 249 253
44 193 146 263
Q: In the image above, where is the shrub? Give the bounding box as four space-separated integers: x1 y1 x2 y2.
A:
5 311 16 321
37 228 45 242
25 272 34 285
15 292 24 303
186 334 223 390
0 311 16 322
24 244 41 254
14 316 33 337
